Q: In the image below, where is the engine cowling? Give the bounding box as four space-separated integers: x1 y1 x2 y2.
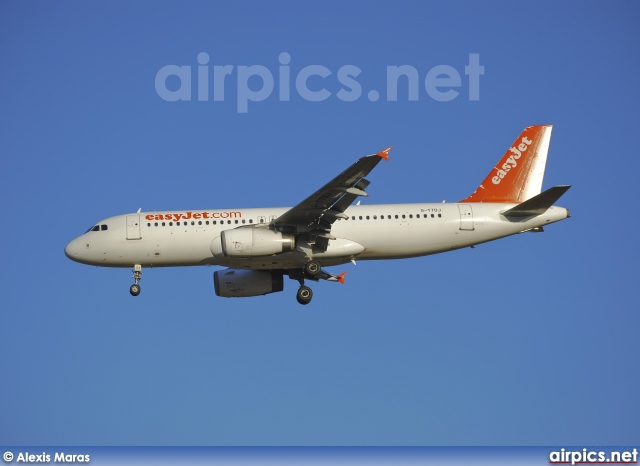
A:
219 228 295 257
213 269 284 297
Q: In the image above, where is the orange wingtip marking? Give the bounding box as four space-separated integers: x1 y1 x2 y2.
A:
338 272 347 285
376 146 392 161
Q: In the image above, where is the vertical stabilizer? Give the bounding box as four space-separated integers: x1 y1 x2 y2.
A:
461 125 552 203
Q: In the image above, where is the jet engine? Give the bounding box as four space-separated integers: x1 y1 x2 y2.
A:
219 228 295 257
214 269 284 297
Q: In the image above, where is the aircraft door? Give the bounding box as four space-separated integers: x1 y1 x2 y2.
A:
458 204 474 231
126 215 142 240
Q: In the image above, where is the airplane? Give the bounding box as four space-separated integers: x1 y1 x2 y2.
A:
65 125 570 305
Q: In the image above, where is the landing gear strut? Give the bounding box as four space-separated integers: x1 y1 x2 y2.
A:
130 264 142 296
290 268 314 305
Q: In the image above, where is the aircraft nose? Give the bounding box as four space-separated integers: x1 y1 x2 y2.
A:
65 241 75 260
65 238 81 261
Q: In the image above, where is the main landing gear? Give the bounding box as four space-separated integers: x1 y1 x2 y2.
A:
293 260 321 305
291 260 347 305
130 264 142 296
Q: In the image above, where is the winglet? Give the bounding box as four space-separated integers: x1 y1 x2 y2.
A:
376 146 392 161
337 272 347 285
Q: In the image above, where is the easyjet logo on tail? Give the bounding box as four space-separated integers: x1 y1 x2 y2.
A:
491 136 533 184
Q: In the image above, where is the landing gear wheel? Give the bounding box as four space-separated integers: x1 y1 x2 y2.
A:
130 265 142 297
296 286 313 305
304 260 321 278
130 284 141 296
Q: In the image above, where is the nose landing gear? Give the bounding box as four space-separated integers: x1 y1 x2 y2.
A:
130 264 142 296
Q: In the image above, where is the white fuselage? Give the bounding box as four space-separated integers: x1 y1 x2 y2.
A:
64 202 570 270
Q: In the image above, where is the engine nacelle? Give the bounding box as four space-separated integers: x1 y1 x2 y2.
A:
213 269 284 298
219 228 295 257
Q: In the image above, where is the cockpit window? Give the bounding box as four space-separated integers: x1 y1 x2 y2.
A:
85 224 107 233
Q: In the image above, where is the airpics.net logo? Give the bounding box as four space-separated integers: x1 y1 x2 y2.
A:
154 52 484 113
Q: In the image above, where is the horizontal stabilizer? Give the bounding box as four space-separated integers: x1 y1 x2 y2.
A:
503 185 571 217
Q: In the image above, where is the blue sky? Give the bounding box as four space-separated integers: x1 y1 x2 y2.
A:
1 1 639 446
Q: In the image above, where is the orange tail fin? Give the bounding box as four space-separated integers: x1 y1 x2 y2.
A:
460 125 553 203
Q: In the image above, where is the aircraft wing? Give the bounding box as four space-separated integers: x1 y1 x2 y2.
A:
273 147 391 249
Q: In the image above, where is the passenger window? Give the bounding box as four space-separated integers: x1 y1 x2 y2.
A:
438 214 442 218
191 221 195 225
359 216 362 220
